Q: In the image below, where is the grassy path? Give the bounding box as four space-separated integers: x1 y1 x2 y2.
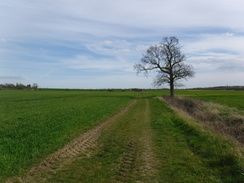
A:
6 97 244 182
6 101 137 183
46 98 159 183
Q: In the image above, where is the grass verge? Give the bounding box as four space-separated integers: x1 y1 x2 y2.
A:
152 98 244 183
163 96 244 144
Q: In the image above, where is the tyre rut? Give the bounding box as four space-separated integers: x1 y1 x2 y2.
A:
137 99 158 182
113 140 138 182
6 100 137 183
112 99 158 183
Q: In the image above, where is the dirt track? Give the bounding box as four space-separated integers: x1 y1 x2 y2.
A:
6 99 158 182
137 100 158 181
4 96 243 182
6 100 137 183
111 99 158 183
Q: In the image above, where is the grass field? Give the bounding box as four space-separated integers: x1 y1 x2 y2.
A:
0 90 135 181
0 89 243 182
175 90 244 110
141 89 244 110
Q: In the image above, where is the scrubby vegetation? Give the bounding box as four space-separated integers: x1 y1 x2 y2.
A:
0 83 38 90
153 98 244 183
163 96 244 144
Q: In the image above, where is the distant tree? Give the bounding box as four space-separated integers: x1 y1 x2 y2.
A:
27 84 31 90
4 83 15 89
32 83 38 90
16 83 26 90
134 36 194 97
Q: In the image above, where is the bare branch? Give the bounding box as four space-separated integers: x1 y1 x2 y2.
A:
134 36 194 97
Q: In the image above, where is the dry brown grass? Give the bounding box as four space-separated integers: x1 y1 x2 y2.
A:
163 96 244 144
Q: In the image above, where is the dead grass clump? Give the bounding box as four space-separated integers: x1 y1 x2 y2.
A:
162 96 244 144
163 96 221 122
163 96 202 113
226 113 244 126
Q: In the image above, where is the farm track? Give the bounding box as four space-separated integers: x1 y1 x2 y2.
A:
112 140 138 183
137 100 158 182
2 91 243 183
112 99 158 183
6 100 137 183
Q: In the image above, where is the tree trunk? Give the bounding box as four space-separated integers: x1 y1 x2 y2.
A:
170 80 174 97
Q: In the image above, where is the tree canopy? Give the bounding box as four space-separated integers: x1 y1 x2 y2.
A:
134 36 194 97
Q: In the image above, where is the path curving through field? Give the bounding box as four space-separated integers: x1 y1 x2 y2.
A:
111 99 158 183
6 98 160 183
6 100 137 183
4 92 243 183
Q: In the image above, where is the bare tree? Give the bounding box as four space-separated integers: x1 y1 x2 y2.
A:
134 36 194 97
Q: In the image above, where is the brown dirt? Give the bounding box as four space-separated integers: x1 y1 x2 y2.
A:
6 100 137 183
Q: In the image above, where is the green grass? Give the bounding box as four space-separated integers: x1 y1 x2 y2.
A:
151 98 244 183
1 89 244 182
0 90 135 181
144 89 244 110
48 97 244 182
49 99 147 183
175 90 244 110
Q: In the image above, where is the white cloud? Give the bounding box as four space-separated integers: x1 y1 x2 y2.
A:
38 73 153 89
0 76 25 80
103 40 114 45
182 71 244 88
0 38 6 43
190 56 244 73
2 0 244 40
136 44 151 53
86 39 133 56
1 0 244 88
62 54 133 73
225 32 234 37
184 33 244 54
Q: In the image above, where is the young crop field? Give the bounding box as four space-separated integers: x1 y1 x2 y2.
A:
0 90 135 181
175 90 244 110
0 89 243 182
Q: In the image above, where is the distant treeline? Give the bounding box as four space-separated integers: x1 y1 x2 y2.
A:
0 83 38 90
190 86 244 90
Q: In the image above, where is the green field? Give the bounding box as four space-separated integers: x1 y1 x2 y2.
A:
0 90 135 181
0 89 243 182
140 89 244 110
175 90 244 110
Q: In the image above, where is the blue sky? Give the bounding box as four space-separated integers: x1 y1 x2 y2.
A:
1 0 244 89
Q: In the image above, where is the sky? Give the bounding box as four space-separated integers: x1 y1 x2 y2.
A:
1 0 244 89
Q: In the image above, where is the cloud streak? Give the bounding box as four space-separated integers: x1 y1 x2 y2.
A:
0 76 25 80
1 0 244 88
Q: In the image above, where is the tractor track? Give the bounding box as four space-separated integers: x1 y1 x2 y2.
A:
137 99 158 181
6 100 137 183
112 140 138 183
112 99 158 183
